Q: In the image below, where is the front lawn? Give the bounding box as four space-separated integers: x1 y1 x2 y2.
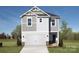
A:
0 39 23 53
48 40 79 53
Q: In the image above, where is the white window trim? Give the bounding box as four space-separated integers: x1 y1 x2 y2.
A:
51 19 56 27
27 17 32 27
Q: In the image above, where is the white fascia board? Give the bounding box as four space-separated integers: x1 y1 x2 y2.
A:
37 16 50 18
20 7 36 18
20 6 50 18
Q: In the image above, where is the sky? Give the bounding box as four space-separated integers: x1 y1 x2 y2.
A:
0 6 79 35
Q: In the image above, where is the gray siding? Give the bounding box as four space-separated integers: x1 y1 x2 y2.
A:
50 16 59 32
21 15 36 31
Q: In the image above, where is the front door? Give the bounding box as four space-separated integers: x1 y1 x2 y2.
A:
49 32 57 44
52 34 56 43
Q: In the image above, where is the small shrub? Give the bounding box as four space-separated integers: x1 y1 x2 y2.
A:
0 42 2 47
59 39 63 47
17 40 22 46
17 37 22 46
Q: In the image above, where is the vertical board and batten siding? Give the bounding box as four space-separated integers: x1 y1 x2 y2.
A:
37 17 49 32
21 15 36 31
36 17 49 41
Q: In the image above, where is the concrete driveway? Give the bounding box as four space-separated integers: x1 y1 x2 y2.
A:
20 45 49 53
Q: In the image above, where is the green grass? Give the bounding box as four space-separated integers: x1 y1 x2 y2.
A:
1 39 79 53
48 40 79 53
0 39 23 53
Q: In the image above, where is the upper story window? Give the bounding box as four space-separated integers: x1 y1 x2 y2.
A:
51 20 55 26
40 18 42 22
28 18 31 26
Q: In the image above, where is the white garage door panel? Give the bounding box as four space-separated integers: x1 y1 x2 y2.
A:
23 32 46 45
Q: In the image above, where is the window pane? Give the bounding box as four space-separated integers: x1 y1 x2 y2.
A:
52 20 55 26
40 18 42 22
28 18 31 25
52 22 55 25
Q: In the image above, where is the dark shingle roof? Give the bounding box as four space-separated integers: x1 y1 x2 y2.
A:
46 12 57 16
46 12 60 19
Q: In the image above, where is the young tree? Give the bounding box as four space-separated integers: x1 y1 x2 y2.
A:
11 25 22 46
59 20 72 47
60 21 72 40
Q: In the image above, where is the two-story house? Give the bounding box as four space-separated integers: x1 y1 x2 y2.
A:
20 6 60 46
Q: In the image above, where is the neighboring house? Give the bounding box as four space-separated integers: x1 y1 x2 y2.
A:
20 6 60 46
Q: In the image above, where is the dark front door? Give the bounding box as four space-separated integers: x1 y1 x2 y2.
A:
52 34 56 43
49 32 57 44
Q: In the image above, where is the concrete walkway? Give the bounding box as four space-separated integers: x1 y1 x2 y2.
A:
20 45 49 53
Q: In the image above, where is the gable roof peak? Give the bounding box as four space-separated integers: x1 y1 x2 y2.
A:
20 6 51 18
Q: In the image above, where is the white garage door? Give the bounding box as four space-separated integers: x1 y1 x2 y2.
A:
23 32 48 46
